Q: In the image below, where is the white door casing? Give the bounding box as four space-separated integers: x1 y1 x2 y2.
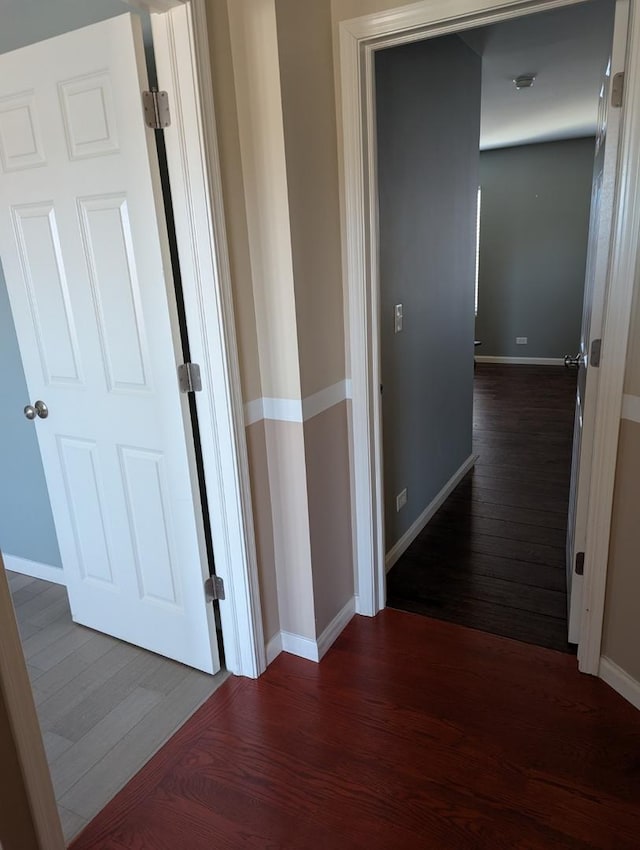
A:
566 0 629 644
0 14 220 674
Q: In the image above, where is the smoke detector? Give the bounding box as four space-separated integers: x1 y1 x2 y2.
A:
513 74 536 90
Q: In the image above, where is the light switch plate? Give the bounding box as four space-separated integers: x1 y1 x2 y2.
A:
394 304 403 334
396 488 407 511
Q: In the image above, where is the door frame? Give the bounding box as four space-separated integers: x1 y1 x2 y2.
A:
339 0 639 675
150 0 265 679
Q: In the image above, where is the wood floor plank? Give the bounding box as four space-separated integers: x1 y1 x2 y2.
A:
38 642 144 728
47 648 160 742
61 671 228 820
69 614 640 850
29 621 96 672
58 806 88 843
51 687 163 798
388 364 576 652
33 631 121 702
42 730 74 762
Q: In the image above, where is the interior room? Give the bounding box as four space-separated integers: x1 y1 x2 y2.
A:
380 0 616 651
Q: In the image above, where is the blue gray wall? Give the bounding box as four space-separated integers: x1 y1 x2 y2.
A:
475 138 595 358
0 263 62 567
0 1 151 569
376 36 480 550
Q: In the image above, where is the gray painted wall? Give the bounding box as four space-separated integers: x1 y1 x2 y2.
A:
376 36 480 550
0 1 151 569
0 263 62 567
475 138 595 358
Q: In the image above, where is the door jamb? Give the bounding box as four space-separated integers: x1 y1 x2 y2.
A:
339 0 639 674
150 1 265 678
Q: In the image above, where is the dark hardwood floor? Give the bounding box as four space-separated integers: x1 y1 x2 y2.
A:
70 612 640 850
387 364 577 652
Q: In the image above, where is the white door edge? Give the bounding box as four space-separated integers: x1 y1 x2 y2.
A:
152 1 265 678
339 0 638 674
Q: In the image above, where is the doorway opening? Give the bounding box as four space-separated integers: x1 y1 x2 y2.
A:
378 0 618 653
0 5 235 841
340 0 633 671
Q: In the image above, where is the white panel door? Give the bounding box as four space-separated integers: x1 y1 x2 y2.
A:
0 14 221 674
566 0 628 644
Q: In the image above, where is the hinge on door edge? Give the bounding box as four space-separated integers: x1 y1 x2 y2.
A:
575 552 585 576
612 72 625 108
205 575 225 602
590 338 602 368
177 362 202 393
142 89 171 129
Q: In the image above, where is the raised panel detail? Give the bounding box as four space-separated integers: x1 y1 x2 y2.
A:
118 446 180 606
57 437 115 586
59 71 119 160
12 203 82 385
78 194 150 392
0 91 46 172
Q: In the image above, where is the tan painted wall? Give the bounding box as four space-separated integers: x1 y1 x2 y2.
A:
602 419 640 682
245 420 280 643
304 401 354 633
624 286 640 396
206 0 262 404
0 684 39 850
275 0 346 398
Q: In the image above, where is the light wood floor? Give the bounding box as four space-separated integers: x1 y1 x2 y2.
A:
7 569 228 844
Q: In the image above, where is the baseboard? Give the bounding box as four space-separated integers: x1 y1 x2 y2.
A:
316 596 356 660
264 596 356 665
2 555 65 586
475 356 565 366
599 656 640 711
385 453 477 573
265 632 283 666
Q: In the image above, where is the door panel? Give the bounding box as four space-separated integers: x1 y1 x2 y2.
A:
0 14 220 674
566 0 628 644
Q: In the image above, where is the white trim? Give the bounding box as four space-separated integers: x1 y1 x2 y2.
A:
339 0 638 671
621 393 640 423
316 596 356 660
600 656 640 711
1 555 66 586
265 631 283 666
151 2 265 678
475 356 565 366
263 397 304 423
243 380 353 426
385 454 477 572
303 379 353 420
267 596 356 664
280 630 319 661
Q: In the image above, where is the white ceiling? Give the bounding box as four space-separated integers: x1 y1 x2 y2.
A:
462 0 616 150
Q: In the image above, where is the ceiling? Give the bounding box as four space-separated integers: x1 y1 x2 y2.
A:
461 0 616 150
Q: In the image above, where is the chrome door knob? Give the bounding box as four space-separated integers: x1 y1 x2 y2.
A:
24 400 49 420
564 353 582 369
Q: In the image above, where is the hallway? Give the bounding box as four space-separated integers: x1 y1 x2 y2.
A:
387 363 577 651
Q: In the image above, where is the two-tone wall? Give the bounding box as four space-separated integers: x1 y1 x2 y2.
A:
206 0 355 661
202 0 640 684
